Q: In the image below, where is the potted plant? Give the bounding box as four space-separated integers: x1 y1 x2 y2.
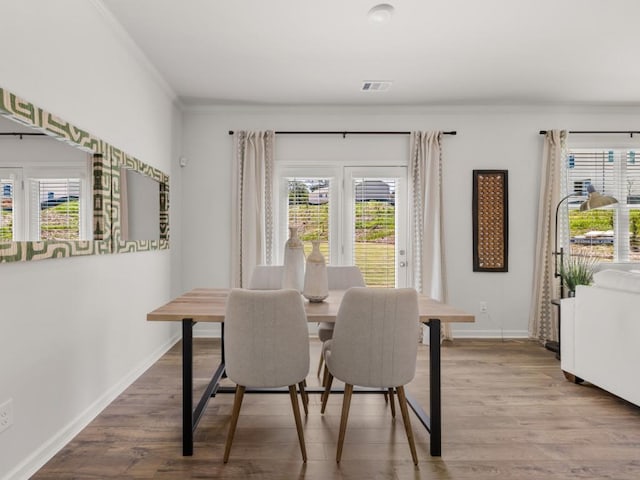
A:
559 254 597 296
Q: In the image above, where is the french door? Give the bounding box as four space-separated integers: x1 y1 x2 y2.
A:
279 165 408 288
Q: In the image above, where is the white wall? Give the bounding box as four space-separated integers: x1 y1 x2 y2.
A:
0 1 182 478
181 104 640 338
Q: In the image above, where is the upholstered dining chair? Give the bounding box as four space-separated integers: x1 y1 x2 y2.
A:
223 288 310 463
316 266 365 378
248 264 310 411
248 265 284 289
320 287 420 465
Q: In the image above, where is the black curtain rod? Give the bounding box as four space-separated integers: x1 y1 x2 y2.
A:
539 130 640 137
0 132 47 138
228 130 456 137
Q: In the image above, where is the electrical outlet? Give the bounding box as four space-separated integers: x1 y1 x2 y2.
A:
480 301 488 313
0 399 13 433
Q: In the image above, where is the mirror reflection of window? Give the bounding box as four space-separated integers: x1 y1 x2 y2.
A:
0 170 17 240
29 176 83 241
0 117 92 241
120 167 160 242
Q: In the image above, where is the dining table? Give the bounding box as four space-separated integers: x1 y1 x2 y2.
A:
147 288 474 456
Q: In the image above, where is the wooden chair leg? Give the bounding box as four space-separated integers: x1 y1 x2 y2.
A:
388 387 396 418
288 385 307 462
336 383 354 463
321 372 334 414
223 385 245 463
396 385 418 466
298 380 309 415
317 351 324 378
322 363 329 387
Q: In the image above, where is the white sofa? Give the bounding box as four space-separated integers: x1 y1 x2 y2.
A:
561 269 640 407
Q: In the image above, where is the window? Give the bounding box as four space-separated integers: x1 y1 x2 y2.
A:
0 165 91 241
345 168 406 287
287 177 332 261
278 166 408 287
0 170 19 240
565 148 640 262
29 176 83 241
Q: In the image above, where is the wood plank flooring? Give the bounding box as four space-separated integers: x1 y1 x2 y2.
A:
33 339 640 479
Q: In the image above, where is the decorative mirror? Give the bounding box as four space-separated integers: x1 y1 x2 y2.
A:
0 87 169 262
110 147 169 253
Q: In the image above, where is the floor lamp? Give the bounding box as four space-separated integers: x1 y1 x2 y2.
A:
554 184 619 295
548 184 618 355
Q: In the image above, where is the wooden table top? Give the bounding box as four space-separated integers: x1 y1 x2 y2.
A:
147 288 475 324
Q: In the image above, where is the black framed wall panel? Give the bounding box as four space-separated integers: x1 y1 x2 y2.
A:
472 170 508 272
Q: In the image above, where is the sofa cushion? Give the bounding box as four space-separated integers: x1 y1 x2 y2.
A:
593 269 640 293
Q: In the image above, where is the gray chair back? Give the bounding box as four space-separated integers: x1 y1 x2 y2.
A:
249 265 284 289
224 288 309 387
327 287 419 387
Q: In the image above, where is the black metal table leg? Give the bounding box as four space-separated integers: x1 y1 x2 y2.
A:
221 323 227 378
182 319 194 456
405 318 442 456
181 319 226 456
429 318 442 456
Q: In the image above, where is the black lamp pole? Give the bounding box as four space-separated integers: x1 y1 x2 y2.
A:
550 187 617 358
554 193 579 299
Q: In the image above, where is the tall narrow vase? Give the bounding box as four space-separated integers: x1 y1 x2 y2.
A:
303 240 328 302
283 227 305 291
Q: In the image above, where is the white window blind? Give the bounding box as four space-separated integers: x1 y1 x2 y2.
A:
352 178 396 287
287 177 331 261
1 173 15 241
566 148 640 262
29 177 82 241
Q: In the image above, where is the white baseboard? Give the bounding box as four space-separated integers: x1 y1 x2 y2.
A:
450 329 529 339
4 333 181 480
194 324 321 338
195 326 529 340
194 323 220 338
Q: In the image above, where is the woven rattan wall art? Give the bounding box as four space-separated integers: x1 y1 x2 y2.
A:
472 170 508 272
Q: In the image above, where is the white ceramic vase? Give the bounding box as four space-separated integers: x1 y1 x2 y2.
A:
303 240 328 302
283 226 305 291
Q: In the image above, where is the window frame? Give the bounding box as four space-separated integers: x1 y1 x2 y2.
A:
0 167 23 241
0 161 92 241
344 166 408 287
276 164 341 264
275 159 409 287
565 136 640 264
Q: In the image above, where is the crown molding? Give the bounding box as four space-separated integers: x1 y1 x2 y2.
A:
88 0 181 106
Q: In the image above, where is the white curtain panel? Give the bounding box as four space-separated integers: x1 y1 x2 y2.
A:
529 130 567 342
409 131 451 340
231 131 275 287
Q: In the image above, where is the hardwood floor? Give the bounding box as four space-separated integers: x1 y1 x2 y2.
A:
33 339 640 479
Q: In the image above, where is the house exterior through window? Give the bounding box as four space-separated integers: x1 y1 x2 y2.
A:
565 148 640 262
277 164 408 287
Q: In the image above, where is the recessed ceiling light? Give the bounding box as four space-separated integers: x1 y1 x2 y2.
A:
368 3 394 24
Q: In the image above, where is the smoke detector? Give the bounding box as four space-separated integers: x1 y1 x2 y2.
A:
368 4 395 24
361 81 392 92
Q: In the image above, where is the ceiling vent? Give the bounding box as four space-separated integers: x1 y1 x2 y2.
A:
362 81 392 92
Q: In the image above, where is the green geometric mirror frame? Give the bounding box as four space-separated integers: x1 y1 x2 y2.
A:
0 87 112 262
110 147 170 253
0 86 169 262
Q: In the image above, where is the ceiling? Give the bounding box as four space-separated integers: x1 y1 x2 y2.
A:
100 0 640 107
